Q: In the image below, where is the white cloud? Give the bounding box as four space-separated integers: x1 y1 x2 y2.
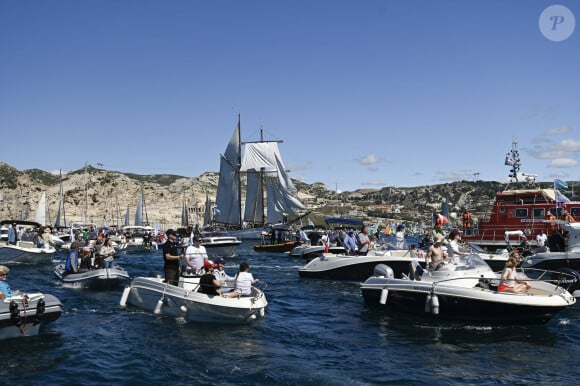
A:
361 179 387 187
357 154 381 165
547 158 578 168
545 125 572 135
436 170 473 182
559 138 580 152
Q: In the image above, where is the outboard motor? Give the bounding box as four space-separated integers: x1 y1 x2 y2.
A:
373 264 394 278
34 298 46 325
9 301 22 327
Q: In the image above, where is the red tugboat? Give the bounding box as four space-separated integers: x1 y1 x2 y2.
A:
463 141 579 250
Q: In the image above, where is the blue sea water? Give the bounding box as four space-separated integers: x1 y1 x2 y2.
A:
1 240 579 386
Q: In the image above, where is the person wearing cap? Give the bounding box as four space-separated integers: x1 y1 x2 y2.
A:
425 233 448 270
162 229 184 286
184 236 208 275
0 265 19 300
343 229 358 255
198 260 224 296
213 257 234 284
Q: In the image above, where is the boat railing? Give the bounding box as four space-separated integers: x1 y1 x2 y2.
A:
519 267 579 293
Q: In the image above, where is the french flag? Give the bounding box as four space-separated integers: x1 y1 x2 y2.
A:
324 234 330 253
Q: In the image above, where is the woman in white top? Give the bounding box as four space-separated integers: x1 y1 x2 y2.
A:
223 262 259 298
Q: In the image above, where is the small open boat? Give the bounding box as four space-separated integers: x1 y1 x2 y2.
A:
55 264 130 289
120 274 268 324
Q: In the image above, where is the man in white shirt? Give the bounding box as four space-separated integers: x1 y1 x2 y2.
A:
184 236 208 275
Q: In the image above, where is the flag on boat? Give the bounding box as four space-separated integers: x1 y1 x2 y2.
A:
384 223 390 235
324 233 330 253
504 155 515 166
554 179 568 190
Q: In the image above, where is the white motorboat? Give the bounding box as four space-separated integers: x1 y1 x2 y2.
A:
289 244 346 259
0 220 57 264
521 222 580 271
120 274 268 324
360 254 576 324
0 242 56 264
55 264 130 289
200 233 241 258
298 248 420 281
0 292 63 340
118 225 157 253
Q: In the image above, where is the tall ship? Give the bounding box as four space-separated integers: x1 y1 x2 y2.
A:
463 141 579 250
213 116 307 239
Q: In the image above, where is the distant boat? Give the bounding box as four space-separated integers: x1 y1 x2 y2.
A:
119 186 156 253
213 115 306 239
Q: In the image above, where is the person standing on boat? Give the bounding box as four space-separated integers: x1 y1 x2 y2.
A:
162 229 183 286
446 229 466 262
357 226 371 255
343 229 358 255
184 236 208 275
42 227 55 250
0 265 19 299
395 225 406 250
66 233 86 273
8 223 17 245
425 233 448 270
498 251 530 293
461 209 472 235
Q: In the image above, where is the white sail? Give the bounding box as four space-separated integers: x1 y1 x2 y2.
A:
243 172 264 224
135 189 144 226
214 121 241 226
34 191 47 226
55 171 66 228
214 117 306 234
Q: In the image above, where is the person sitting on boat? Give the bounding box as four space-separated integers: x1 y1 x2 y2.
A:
425 233 448 270
343 229 358 255
184 236 208 275
0 265 19 300
357 225 371 255
97 238 117 268
213 257 234 282
198 260 224 296
446 229 466 263
498 250 530 294
223 262 259 298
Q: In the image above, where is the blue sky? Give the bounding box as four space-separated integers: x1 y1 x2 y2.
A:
1 0 578 191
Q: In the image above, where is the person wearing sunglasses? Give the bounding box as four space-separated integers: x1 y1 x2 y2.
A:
0 265 19 300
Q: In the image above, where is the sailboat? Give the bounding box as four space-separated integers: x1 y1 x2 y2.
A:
119 185 156 253
214 116 307 239
34 192 47 227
